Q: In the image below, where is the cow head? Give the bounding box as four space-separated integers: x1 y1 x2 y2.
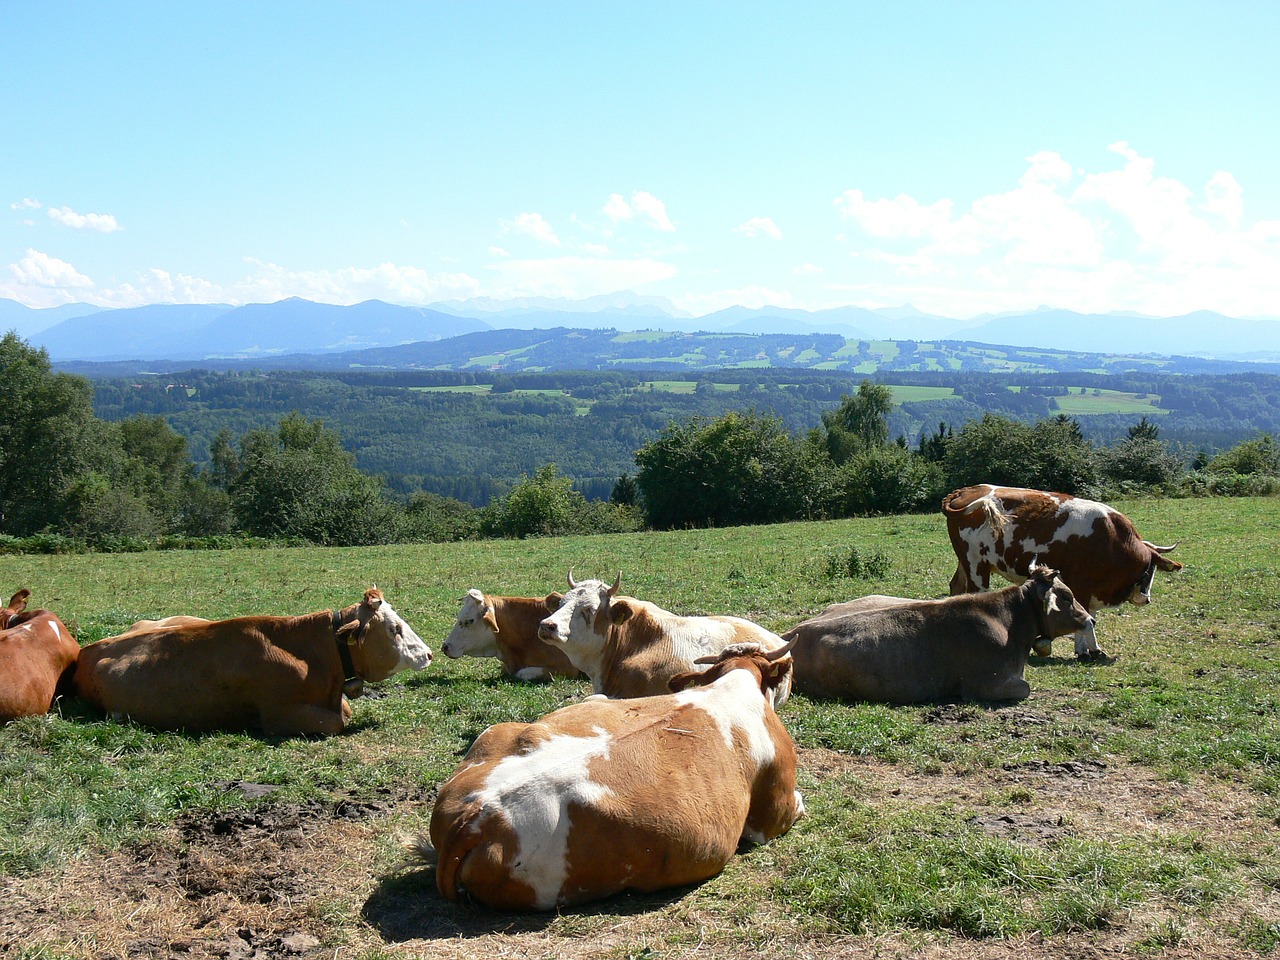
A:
1128 542 1183 606
537 572 623 657
337 586 433 682
442 589 501 659
669 639 795 703
2 589 31 629
1025 564 1096 647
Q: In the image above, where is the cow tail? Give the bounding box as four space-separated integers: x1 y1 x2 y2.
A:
430 807 488 902
980 497 1008 542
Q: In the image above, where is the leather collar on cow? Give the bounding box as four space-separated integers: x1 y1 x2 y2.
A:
330 609 365 699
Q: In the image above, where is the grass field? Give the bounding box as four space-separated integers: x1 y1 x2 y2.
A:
2 497 1279 959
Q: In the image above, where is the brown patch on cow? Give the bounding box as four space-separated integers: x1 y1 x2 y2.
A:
4 759 1277 960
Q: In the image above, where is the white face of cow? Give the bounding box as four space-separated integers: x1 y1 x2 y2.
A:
442 589 500 660
537 578 613 661
360 597 434 681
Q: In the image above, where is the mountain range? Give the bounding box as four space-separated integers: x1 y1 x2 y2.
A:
3 293 1279 363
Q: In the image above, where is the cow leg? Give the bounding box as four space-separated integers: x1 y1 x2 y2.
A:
1074 626 1107 662
948 563 973 596
260 702 348 737
983 675 1032 702
513 666 550 681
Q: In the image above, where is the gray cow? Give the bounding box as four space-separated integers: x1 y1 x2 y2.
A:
782 566 1095 703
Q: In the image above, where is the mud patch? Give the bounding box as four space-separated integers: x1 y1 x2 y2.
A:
971 812 1071 844
1002 758 1108 779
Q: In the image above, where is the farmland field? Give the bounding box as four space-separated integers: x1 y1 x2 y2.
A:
2 496 1279 959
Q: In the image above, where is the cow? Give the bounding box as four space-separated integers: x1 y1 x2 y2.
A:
1 590 81 723
536 572 792 703
418 641 803 910
781 566 1095 704
441 589 579 681
942 484 1182 660
72 587 432 736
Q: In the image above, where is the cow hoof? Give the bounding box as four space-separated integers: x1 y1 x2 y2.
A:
1077 649 1110 663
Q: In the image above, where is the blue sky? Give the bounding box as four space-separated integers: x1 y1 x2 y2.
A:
4 1 1280 320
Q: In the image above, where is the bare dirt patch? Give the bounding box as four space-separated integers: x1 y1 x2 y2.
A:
2 758 1277 960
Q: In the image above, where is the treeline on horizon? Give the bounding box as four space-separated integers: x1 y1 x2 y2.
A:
3 331 1279 552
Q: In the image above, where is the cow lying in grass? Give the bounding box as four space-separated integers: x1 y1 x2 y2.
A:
0 589 80 723
441 588 579 681
73 587 432 736
783 566 1095 703
418 641 803 910
537 572 792 703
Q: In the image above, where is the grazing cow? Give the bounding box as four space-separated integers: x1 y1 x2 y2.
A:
942 484 1182 660
782 566 1095 704
421 642 803 910
73 587 432 736
537 572 792 703
1 590 80 723
441 589 579 681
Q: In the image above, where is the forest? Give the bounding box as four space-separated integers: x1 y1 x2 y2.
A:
89 364 1280 503
4 331 1279 550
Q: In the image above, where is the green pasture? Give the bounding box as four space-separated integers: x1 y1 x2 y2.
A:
2 496 1279 956
1054 387 1169 416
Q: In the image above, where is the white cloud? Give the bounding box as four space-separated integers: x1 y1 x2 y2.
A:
828 144 1280 317
232 259 482 305
47 205 123 233
1202 171 1243 227
8 248 94 289
603 193 632 223
602 191 675 231
501 212 561 247
792 262 823 275
734 216 782 240
10 198 41 210
485 255 677 299
488 245 511 258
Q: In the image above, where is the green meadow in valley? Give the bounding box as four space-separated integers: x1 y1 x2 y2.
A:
2 496 1278 959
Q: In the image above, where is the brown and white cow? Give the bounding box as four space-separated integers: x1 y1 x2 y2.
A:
782 566 1095 704
1 590 81 722
421 642 803 910
537 572 792 703
441 589 579 681
942 484 1182 660
73 587 431 736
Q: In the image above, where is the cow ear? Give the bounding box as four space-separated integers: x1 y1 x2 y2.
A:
7 590 30 613
363 588 384 610
668 669 703 692
609 598 635 625
482 607 499 633
544 591 563 612
767 658 793 687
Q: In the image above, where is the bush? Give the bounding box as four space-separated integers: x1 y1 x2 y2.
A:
809 544 893 581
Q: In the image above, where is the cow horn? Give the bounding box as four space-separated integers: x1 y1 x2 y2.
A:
764 636 798 661
1145 540 1179 553
567 569 577 589
608 571 622 596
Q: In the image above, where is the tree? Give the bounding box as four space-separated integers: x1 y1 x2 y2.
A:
1207 433 1280 476
0 333 101 535
819 380 893 465
943 414 1037 489
1128 416 1161 441
635 411 820 529
480 464 589 539
1028 415 1097 493
230 413 399 545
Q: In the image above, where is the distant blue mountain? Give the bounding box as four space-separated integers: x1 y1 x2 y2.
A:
0 298 105 338
19 294 1280 363
30 298 489 361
